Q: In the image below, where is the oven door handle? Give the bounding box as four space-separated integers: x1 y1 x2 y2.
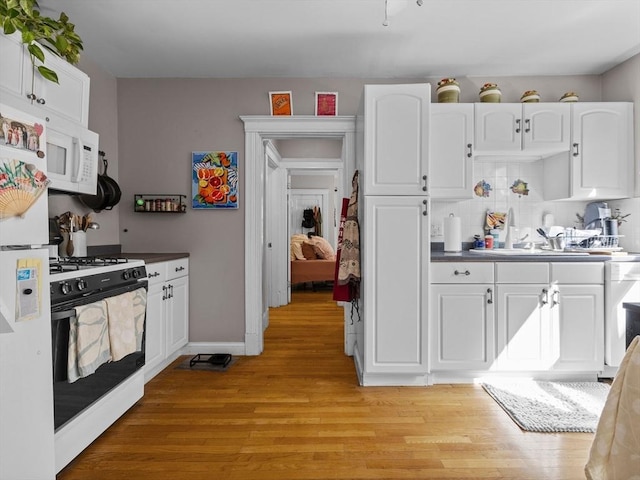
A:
51 308 76 321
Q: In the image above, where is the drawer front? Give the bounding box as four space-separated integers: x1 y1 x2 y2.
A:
166 258 189 280
146 261 167 285
431 262 494 283
551 262 603 284
495 262 549 284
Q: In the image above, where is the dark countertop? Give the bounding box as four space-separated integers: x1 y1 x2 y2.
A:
118 252 190 264
431 250 640 262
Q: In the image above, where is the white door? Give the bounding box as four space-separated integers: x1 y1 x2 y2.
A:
289 189 330 242
523 103 570 152
363 196 429 375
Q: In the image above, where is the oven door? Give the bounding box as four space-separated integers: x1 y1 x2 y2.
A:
51 279 147 431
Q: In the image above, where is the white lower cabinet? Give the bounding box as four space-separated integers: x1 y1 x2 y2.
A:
430 261 604 381
495 283 553 370
359 196 429 384
430 262 495 371
550 263 604 371
430 284 495 370
144 258 190 382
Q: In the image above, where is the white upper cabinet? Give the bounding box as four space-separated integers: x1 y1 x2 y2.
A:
430 104 474 200
361 84 430 196
569 103 633 200
474 103 570 156
543 102 633 201
0 32 90 127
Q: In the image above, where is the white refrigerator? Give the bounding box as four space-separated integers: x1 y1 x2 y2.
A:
0 103 55 479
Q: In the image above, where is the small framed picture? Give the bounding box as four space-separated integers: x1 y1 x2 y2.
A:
269 91 293 116
315 92 338 116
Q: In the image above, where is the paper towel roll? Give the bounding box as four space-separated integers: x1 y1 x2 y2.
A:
444 214 461 252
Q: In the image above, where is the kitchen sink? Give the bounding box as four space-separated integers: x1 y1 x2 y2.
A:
468 248 589 256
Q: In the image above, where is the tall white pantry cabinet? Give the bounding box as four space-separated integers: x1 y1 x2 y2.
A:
355 84 431 386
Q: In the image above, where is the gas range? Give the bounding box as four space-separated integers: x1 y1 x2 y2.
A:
49 257 147 306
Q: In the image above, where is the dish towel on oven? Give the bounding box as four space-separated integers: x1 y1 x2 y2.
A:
105 291 137 361
132 287 147 351
68 300 112 383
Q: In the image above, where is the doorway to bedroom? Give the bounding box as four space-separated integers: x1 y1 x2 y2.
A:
241 115 356 357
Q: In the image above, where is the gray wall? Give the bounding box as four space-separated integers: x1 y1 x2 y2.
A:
68 59 639 344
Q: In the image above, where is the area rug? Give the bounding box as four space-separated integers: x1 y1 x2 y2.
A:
481 380 610 433
175 354 237 372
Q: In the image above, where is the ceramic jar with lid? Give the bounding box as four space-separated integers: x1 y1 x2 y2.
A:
560 91 579 102
436 78 460 103
520 90 540 103
479 83 501 103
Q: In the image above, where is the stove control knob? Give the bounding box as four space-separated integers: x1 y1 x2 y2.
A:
132 269 140 278
60 282 72 295
122 270 131 280
76 279 87 291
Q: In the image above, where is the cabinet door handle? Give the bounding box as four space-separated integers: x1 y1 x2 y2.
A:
162 285 167 300
454 270 471 276
422 199 428 216
515 119 521 133
541 288 549 305
169 284 174 299
422 175 428 192
467 143 473 158
573 142 580 157
524 118 530 133
26 93 37 101
487 288 493 304
176 266 185 272
36 97 46 105
552 290 560 307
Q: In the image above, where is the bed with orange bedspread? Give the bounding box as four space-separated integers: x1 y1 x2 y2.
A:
290 259 335 285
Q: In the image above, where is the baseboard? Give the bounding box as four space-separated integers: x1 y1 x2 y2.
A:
182 342 247 356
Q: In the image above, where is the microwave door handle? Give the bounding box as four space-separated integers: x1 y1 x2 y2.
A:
71 137 85 182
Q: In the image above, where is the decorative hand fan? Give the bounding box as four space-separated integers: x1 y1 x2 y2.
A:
0 158 50 219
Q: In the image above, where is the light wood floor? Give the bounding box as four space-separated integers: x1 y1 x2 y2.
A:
58 291 594 479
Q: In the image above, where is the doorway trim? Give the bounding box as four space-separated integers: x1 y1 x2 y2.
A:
241 115 357 355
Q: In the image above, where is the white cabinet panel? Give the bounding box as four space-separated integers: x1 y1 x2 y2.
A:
475 103 570 155
430 284 495 370
570 103 633 200
495 284 552 370
143 259 189 382
551 285 604 371
431 104 473 199
363 196 428 374
362 84 430 196
0 32 90 127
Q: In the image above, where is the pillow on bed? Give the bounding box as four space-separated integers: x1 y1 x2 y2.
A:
307 236 336 261
301 242 318 260
290 234 307 260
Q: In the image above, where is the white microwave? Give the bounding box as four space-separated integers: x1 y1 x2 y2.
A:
46 123 99 194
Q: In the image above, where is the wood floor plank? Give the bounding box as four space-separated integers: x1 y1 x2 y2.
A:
57 290 595 479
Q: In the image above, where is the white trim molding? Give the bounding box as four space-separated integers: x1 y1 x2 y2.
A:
241 115 356 355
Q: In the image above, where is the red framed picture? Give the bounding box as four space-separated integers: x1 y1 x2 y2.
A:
315 92 338 116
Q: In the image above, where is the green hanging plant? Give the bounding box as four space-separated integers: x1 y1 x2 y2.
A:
0 0 83 84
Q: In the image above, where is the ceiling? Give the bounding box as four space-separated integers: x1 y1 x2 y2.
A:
39 0 640 79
